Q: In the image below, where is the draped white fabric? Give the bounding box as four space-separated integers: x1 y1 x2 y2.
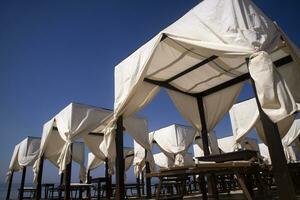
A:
99 0 300 164
258 143 271 164
153 152 194 169
133 140 156 177
87 147 134 172
33 102 149 182
248 51 297 122
6 137 40 183
218 136 259 153
282 119 300 148
194 131 220 156
230 98 297 144
259 142 300 163
151 124 196 166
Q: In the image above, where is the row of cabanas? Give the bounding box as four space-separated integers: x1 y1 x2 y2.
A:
6 0 300 199
6 101 300 199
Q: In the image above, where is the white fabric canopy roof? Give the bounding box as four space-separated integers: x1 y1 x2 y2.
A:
33 102 148 182
229 98 298 144
99 0 300 163
217 136 259 153
87 147 134 172
6 137 41 182
153 152 194 169
149 124 196 166
259 143 300 163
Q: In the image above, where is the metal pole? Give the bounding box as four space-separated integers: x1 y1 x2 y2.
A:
141 170 145 195
246 58 296 200
105 157 112 199
145 161 151 199
136 174 141 198
6 171 14 200
197 95 218 199
196 95 210 156
115 116 125 200
35 156 44 200
64 143 73 200
58 173 64 200
19 167 26 200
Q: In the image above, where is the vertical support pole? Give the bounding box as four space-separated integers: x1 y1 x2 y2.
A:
58 173 64 200
141 170 145 195
64 143 73 200
6 171 14 200
196 95 210 156
105 157 112 199
136 173 141 198
115 116 125 200
35 156 44 200
197 95 218 199
246 58 296 200
145 161 151 199
19 166 27 200
86 170 91 200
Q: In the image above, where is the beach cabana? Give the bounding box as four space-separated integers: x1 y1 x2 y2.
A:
33 102 149 200
100 0 300 198
149 124 196 166
230 98 300 161
6 136 41 200
153 152 194 169
87 147 134 173
259 143 300 164
217 136 259 153
229 98 298 144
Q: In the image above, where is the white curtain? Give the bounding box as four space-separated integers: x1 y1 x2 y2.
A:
101 0 300 164
151 124 195 166
6 144 21 183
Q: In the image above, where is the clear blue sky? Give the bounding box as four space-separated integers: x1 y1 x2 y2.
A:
0 0 300 185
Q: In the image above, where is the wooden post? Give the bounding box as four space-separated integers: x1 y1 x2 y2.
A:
115 116 125 200
35 156 44 200
197 95 218 199
58 173 64 200
136 173 141 198
6 171 14 200
64 143 73 200
247 58 296 200
196 96 210 156
105 157 112 199
141 170 145 195
145 161 151 199
19 167 26 200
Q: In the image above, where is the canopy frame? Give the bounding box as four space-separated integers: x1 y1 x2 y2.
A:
116 52 296 200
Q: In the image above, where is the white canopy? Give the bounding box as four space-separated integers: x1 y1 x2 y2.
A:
100 0 300 163
282 119 300 148
259 143 300 163
153 152 194 169
6 137 41 182
229 98 298 143
87 147 134 172
149 124 196 166
33 102 148 182
217 136 259 153
194 130 220 155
